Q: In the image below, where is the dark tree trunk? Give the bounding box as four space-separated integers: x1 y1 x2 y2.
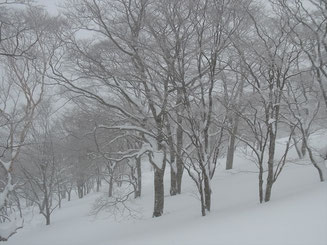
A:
78 185 83 198
265 128 276 202
170 166 177 196
226 115 239 170
199 182 206 216
203 173 211 212
292 135 303 159
44 197 51 225
58 193 61 209
175 88 184 194
135 157 142 198
301 137 307 157
96 166 101 192
67 190 71 201
169 148 177 196
176 167 183 194
96 177 101 192
305 138 327 182
259 160 264 203
108 175 113 197
226 134 236 170
45 213 50 226
151 120 166 218
292 130 307 159
57 185 62 209
153 168 165 217
166 119 178 196
175 122 184 194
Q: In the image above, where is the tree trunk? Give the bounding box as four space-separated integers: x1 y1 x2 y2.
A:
265 129 276 202
78 185 83 198
57 185 62 209
176 164 183 194
226 134 236 170
67 190 71 201
166 119 178 196
300 136 307 157
170 150 177 196
170 166 177 196
264 179 273 202
176 122 184 194
135 157 142 198
151 120 166 217
175 88 184 194
199 182 206 216
292 135 303 159
108 175 113 197
96 177 101 192
45 213 50 226
313 160 327 182
292 130 307 159
44 197 51 225
259 159 264 203
226 115 239 170
58 193 61 209
203 173 211 212
305 141 327 182
153 168 165 217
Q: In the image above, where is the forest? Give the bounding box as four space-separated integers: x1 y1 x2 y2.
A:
0 0 326 244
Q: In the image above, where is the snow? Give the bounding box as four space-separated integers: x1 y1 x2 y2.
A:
4 157 327 245
145 135 165 169
0 160 11 172
0 173 14 210
3 131 327 245
151 151 165 169
268 118 275 124
309 129 327 159
171 160 177 174
137 142 152 158
0 217 22 240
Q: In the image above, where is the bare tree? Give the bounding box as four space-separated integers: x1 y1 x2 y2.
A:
228 2 303 202
18 102 58 225
274 0 327 111
284 68 327 181
271 0 327 181
162 0 249 216
0 1 39 58
49 0 174 217
0 6 63 239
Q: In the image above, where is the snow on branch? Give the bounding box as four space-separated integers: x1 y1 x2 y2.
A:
0 173 14 210
0 159 11 172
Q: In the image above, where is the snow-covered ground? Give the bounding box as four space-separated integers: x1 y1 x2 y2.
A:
5 138 327 245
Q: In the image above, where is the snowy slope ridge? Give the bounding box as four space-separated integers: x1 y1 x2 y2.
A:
5 161 327 245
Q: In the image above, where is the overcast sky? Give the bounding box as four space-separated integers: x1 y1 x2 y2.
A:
37 0 61 15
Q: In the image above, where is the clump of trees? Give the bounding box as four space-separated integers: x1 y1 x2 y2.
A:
1 0 326 241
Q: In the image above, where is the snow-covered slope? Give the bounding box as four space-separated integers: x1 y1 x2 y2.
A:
5 164 327 245
5 142 327 245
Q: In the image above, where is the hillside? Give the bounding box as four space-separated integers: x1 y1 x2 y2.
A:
5 154 327 245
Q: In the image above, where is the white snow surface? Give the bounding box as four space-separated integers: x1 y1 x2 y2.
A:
4 138 327 245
